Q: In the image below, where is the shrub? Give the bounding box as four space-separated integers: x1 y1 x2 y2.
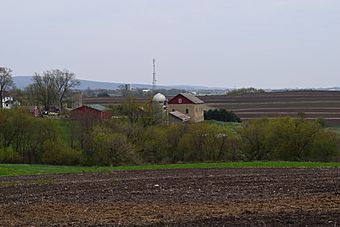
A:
238 119 269 161
140 126 171 163
1 108 339 166
0 147 22 163
238 117 339 162
91 127 137 166
204 109 241 122
41 141 82 165
0 109 63 164
265 118 322 161
309 130 338 162
178 123 234 162
164 124 188 163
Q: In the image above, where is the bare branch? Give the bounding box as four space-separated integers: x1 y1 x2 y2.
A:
0 66 14 109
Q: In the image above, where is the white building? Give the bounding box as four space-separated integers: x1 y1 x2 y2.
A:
1 97 20 109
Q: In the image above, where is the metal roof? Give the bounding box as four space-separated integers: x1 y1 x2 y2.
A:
169 111 191 122
86 104 107 112
72 104 108 112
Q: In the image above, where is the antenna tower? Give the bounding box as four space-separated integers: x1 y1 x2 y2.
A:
152 58 156 91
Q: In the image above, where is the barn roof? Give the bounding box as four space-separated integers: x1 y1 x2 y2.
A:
72 104 108 112
87 104 107 112
171 93 205 104
169 111 191 122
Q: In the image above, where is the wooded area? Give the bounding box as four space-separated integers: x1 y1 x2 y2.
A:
0 109 338 166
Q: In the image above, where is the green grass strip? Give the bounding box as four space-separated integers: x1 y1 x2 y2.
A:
0 162 339 177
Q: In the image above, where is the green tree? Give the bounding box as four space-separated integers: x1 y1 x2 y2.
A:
91 126 136 166
238 119 269 161
41 141 82 165
266 117 321 161
309 130 338 162
204 109 241 122
178 123 232 162
140 126 171 163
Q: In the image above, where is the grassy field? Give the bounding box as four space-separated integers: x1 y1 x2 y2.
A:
327 126 340 135
0 162 339 177
204 120 241 132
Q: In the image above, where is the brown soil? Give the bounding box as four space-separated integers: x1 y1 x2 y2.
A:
0 168 339 226
83 91 340 125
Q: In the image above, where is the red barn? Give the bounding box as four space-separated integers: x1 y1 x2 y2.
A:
71 104 112 120
168 93 206 122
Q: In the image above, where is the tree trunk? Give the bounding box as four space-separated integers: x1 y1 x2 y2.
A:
0 93 3 109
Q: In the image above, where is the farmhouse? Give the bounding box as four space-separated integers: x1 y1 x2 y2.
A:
168 93 205 123
71 104 112 120
1 97 20 109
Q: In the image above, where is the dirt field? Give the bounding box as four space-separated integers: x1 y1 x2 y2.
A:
0 168 339 226
83 91 340 125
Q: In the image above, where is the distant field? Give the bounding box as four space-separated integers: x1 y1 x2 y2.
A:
83 91 340 126
0 162 339 177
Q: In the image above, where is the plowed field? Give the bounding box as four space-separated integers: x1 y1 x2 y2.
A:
0 168 339 226
83 91 340 125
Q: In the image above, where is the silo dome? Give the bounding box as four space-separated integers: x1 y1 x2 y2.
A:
153 93 167 103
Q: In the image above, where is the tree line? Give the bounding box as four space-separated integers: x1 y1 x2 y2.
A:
0 66 79 112
226 87 265 96
0 108 338 165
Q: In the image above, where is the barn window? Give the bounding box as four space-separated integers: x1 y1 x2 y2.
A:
172 109 175 112
178 98 182 104
186 109 189 114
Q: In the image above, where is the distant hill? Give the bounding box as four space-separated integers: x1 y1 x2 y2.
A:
13 76 225 91
13 76 33 89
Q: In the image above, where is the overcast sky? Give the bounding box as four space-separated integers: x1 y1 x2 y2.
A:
1 0 339 89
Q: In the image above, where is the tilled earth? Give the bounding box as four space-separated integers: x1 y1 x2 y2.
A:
0 168 339 226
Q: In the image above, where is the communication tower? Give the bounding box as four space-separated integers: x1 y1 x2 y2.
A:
152 58 156 91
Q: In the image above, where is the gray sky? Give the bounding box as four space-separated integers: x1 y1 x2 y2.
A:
1 0 339 89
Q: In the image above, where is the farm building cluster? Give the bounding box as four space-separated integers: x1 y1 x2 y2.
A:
5 89 340 126
80 90 340 126
1 90 207 124
70 92 207 123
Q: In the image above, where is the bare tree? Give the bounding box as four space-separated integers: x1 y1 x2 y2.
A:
53 69 80 112
31 69 79 112
31 72 57 111
119 84 131 97
0 67 14 109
